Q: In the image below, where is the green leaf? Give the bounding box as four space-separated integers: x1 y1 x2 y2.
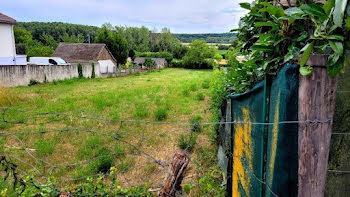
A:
251 44 273 52
347 1 350 15
300 4 328 20
240 3 251 10
300 66 313 76
327 34 344 41
333 0 348 27
285 7 304 16
255 22 277 28
300 42 315 67
329 41 344 56
345 16 350 30
328 53 340 66
296 32 309 42
183 184 194 194
324 0 335 15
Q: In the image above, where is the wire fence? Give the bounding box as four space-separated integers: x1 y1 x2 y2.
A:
0 106 349 196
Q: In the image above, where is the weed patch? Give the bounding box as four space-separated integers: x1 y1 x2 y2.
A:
155 108 167 121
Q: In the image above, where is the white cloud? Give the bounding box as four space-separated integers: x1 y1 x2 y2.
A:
0 0 253 33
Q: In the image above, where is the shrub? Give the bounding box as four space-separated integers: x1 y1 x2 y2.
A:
91 62 96 78
77 63 83 78
196 92 205 101
202 79 210 89
144 58 156 69
28 79 40 86
170 59 184 67
34 138 57 157
190 115 202 132
178 133 197 152
155 108 167 121
135 51 173 63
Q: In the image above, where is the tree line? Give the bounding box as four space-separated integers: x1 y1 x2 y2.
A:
14 22 228 68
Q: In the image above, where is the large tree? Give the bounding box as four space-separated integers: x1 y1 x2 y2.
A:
182 40 217 69
96 26 128 65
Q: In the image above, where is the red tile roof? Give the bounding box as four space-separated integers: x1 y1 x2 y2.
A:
0 13 17 25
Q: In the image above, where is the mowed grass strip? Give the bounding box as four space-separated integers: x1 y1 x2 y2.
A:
0 68 215 187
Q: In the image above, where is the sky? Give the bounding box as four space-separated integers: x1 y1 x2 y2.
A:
0 0 253 33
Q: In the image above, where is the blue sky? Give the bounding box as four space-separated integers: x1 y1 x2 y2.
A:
0 0 252 33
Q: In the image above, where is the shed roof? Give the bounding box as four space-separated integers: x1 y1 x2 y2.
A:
52 43 117 63
0 13 17 25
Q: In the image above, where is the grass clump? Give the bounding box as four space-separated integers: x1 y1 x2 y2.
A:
28 79 41 86
190 115 202 132
155 108 167 121
34 138 57 157
182 89 190 97
0 87 20 106
189 83 198 92
202 79 210 89
196 92 205 101
178 133 197 152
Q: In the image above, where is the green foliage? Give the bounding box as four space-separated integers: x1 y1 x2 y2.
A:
91 62 96 78
231 1 350 78
178 133 197 152
190 115 202 132
34 138 57 157
202 79 210 89
116 26 151 52
154 108 167 121
96 26 129 65
77 63 83 78
170 59 184 67
136 51 173 63
129 49 136 60
183 40 218 69
28 79 41 86
14 27 32 44
196 92 205 101
144 58 156 69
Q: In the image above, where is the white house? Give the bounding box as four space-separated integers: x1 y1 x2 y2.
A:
0 13 26 65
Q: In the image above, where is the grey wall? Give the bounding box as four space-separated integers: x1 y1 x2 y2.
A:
0 63 100 87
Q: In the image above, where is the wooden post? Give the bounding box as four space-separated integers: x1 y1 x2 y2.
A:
298 55 338 197
158 152 190 197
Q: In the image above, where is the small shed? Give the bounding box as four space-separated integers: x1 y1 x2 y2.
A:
134 57 166 69
53 43 118 77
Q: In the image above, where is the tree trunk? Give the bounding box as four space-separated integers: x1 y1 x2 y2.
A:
158 152 190 197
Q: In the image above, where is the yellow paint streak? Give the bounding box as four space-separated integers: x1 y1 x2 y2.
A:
268 92 280 186
232 108 253 197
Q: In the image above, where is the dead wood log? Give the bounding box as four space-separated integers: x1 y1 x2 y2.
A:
158 152 190 197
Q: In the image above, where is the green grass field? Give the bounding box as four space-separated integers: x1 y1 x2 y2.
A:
0 68 223 195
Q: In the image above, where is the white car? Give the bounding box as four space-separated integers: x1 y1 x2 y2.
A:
29 57 69 65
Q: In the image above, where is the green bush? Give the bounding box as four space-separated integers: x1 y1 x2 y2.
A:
28 79 40 86
190 115 202 132
178 133 197 152
155 108 167 121
34 138 57 157
196 92 205 101
170 59 184 67
78 63 83 78
144 58 156 69
135 51 173 63
91 62 96 78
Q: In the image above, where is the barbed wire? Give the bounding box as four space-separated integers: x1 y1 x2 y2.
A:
1 106 349 196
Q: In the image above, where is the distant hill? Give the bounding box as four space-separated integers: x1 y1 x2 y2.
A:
174 33 236 44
